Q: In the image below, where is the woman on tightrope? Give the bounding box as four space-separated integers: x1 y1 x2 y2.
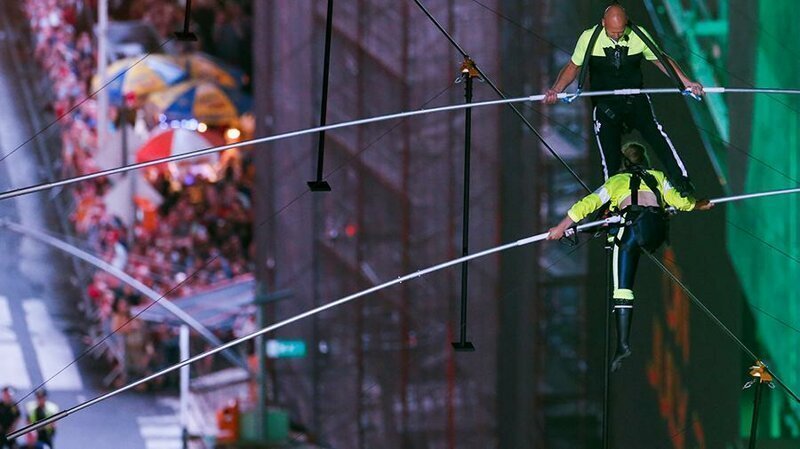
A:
547 142 713 371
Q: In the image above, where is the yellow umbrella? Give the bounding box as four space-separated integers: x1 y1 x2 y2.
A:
92 54 188 104
176 52 248 88
146 80 252 127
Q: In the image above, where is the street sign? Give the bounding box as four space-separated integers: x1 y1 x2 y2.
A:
265 339 307 358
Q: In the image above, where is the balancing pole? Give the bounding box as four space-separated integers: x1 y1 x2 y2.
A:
5 88 800 203
7 216 622 440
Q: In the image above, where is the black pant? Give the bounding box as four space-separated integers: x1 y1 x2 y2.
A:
592 94 691 190
612 208 667 302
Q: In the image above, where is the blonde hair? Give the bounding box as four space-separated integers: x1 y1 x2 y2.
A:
621 142 650 169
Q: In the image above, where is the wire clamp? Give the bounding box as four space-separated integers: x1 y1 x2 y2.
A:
562 89 582 104
743 361 774 389
682 88 703 102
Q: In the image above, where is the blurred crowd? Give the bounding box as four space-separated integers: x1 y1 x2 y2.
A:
22 0 255 385
25 0 99 179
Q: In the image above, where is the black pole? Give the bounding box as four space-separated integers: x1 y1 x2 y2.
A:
174 0 198 41
748 380 764 449
746 363 772 449
602 238 613 449
308 0 335 192
452 59 478 352
410 0 591 194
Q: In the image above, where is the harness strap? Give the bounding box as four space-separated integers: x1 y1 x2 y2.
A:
628 21 685 92
638 169 665 208
630 171 640 206
577 24 604 92
624 166 664 208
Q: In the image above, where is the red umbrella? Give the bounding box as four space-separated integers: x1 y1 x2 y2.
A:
136 128 224 165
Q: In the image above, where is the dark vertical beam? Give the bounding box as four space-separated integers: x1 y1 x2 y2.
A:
444 2 458 447
356 318 365 449
400 2 413 445
355 204 365 449
497 0 540 447
308 0 333 436
748 380 765 449
252 0 276 438
174 0 198 41
445 0 459 441
308 0 336 192
311 173 325 431
355 1 366 446
726 0 757 192
251 0 276 350
452 58 478 352
356 269 366 449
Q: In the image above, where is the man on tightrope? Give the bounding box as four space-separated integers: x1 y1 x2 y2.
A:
547 143 712 371
544 3 703 197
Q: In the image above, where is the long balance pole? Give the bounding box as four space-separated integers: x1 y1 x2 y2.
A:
10 179 800 438
1 87 798 202
710 187 800 205
6 216 622 440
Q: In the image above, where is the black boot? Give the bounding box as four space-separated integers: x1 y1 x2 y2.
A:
611 307 633 372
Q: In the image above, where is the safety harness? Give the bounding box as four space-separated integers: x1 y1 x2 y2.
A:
576 24 604 94
621 165 669 252
628 20 686 93
572 21 687 101
627 165 663 207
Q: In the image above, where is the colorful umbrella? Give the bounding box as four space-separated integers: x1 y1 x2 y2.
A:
93 54 188 104
177 52 248 88
146 80 252 127
136 128 224 166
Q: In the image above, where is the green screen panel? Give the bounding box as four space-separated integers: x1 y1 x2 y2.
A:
727 0 800 438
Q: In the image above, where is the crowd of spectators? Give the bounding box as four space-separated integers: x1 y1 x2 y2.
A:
22 0 256 386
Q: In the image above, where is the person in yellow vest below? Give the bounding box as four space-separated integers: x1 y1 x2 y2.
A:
547 142 713 371
24 389 58 449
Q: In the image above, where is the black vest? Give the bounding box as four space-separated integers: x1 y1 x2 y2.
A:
588 44 645 92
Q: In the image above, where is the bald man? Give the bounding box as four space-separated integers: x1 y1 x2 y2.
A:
544 4 702 197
